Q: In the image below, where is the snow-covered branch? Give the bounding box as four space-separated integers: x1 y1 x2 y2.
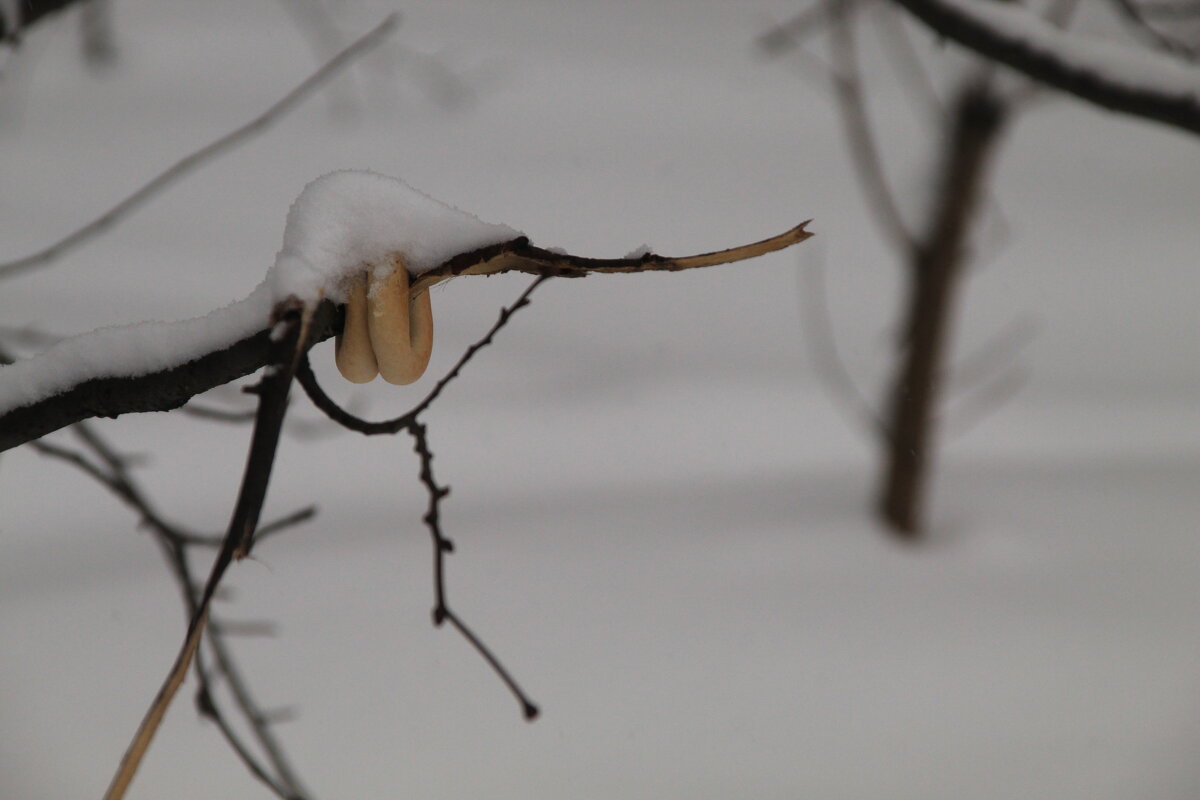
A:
0 171 813 452
888 0 1200 134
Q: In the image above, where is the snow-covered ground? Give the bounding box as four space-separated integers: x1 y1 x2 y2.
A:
1 1 1198 798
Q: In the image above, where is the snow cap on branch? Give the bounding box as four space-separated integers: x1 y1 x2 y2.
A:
269 170 520 303
0 171 519 416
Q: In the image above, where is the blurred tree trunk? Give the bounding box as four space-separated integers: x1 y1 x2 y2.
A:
878 81 1008 537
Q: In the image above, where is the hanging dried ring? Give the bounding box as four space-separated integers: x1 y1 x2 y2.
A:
334 255 433 385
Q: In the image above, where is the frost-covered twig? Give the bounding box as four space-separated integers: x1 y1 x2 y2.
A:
888 0 1200 134
0 14 399 281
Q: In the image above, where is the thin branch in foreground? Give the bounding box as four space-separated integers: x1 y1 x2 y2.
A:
0 13 399 281
297 277 548 720
33 423 315 799
104 299 315 800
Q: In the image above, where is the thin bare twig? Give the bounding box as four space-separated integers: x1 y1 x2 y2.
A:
181 403 260 424
0 14 399 281
943 362 1030 438
948 314 1039 393
32 422 316 799
297 277 549 720
868 4 944 122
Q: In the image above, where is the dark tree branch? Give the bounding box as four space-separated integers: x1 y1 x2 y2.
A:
877 80 1010 536
0 301 341 452
887 0 1200 135
0 224 811 452
104 300 315 800
869 4 945 121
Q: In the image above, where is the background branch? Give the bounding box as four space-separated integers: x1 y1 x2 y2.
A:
887 0 1200 134
33 422 316 799
0 14 399 281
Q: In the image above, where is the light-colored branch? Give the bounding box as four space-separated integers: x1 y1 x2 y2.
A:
0 14 399 281
409 221 814 294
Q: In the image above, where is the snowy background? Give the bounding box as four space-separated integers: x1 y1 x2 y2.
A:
2 1 1199 798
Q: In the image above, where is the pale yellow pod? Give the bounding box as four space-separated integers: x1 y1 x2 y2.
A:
334 277 379 383
368 256 434 385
